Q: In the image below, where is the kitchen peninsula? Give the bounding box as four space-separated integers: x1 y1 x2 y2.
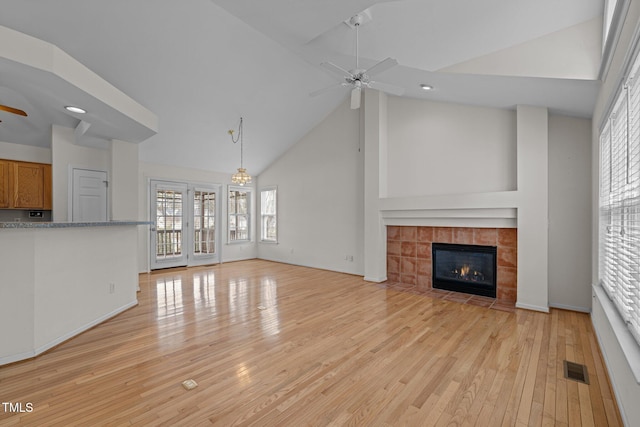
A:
0 221 150 365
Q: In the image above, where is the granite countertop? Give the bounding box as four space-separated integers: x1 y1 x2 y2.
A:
0 220 152 229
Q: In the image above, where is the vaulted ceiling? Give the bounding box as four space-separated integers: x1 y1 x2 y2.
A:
0 0 603 175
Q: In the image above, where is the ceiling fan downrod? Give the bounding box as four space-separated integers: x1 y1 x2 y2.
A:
350 14 364 73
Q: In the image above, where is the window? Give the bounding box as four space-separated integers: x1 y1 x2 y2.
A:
261 187 277 242
228 186 250 242
599 50 640 347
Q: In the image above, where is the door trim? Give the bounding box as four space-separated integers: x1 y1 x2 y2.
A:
150 180 189 270
189 184 222 267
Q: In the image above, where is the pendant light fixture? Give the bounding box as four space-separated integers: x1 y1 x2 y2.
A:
228 117 252 186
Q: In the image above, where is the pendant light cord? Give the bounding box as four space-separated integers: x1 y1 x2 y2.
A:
229 117 244 168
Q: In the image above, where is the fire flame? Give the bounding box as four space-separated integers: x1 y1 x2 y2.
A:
460 265 470 277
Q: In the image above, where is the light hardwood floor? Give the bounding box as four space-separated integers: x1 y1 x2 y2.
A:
0 260 622 426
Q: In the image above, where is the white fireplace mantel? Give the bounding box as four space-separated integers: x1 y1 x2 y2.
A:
380 190 518 228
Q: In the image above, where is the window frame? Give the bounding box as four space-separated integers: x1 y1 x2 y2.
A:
227 185 252 244
260 186 278 243
598 51 640 349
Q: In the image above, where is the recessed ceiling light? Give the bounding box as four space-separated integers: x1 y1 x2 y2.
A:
420 84 433 91
65 106 86 114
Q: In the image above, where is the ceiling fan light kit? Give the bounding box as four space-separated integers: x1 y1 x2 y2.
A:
310 12 404 109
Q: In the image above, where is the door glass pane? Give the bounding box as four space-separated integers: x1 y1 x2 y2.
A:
194 190 216 255
156 190 183 260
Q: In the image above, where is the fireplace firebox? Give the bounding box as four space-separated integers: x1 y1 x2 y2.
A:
432 243 497 298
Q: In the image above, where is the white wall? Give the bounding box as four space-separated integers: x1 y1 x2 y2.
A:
516 105 549 312
138 161 257 273
51 125 111 221
363 90 388 282
386 97 516 198
111 139 139 220
257 99 364 275
590 1 640 424
0 140 51 164
548 115 592 312
381 98 593 311
258 93 592 311
0 225 138 365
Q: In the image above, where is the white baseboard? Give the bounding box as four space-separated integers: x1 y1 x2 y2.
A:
515 302 550 313
257 256 364 277
1 300 137 367
548 303 590 313
0 350 37 367
364 276 388 283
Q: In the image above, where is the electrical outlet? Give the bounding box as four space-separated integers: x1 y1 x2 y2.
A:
109 283 115 294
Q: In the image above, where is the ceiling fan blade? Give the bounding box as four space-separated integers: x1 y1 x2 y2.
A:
368 81 405 96
309 83 347 98
320 61 353 78
0 104 27 116
364 57 398 78
350 87 361 109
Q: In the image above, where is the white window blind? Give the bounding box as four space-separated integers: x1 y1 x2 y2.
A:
599 53 640 347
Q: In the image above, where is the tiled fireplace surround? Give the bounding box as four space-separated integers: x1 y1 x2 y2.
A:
387 226 517 303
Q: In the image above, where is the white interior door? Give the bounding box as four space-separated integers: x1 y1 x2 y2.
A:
72 168 108 222
151 180 188 269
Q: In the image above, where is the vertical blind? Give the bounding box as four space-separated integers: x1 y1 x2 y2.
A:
599 52 640 347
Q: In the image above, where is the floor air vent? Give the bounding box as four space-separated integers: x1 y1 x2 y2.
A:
563 360 589 384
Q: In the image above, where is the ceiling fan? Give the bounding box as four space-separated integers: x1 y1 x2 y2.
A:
0 104 28 123
310 13 404 109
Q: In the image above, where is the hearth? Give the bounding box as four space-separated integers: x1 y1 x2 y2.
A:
432 243 497 298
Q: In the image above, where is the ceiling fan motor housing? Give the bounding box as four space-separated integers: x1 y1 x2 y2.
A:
349 14 363 27
345 10 372 28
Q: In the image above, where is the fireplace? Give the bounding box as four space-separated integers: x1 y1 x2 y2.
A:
432 243 497 298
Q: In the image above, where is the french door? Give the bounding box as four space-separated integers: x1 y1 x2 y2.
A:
150 180 220 270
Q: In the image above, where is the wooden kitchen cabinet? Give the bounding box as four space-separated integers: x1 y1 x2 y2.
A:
0 159 52 210
0 160 10 208
13 161 45 208
43 164 52 210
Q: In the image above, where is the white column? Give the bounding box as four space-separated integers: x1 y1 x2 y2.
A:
111 139 139 220
363 90 388 282
516 105 549 312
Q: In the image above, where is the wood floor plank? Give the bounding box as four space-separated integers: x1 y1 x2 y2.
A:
0 260 624 426
542 307 559 426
